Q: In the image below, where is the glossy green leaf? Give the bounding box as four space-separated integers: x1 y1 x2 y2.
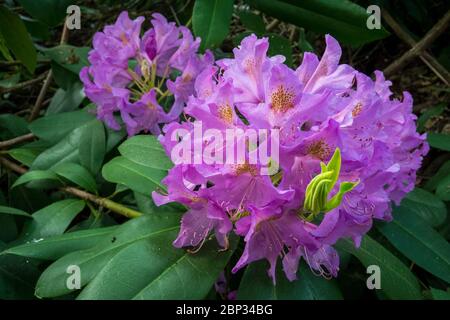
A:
35 213 181 298
377 206 450 284
425 161 450 191
336 236 422 300
427 133 450 151
31 122 90 170
193 0 234 50
436 174 450 201
46 82 85 115
0 114 29 141
17 0 73 26
0 6 37 72
21 199 85 242
245 0 389 46
400 188 447 227
43 45 90 74
52 162 97 193
12 170 59 189
238 260 343 300
4 226 118 260
8 148 40 167
267 33 293 67
0 247 40 299
237 10 266 34
29 109 94 144
0 205 31 218
417 103 446 132
430 288 450 300
79 120 106 175
118 135 173 170
102 156 167 194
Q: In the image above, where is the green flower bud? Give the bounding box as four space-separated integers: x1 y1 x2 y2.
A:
303 148 359 218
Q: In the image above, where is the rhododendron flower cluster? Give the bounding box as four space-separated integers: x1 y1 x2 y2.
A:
153 34 428 282
81 11 213 136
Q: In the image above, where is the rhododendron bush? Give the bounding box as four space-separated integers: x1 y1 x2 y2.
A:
0 0 449 301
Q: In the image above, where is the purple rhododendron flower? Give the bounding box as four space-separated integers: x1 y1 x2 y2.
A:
80 11 213 136
153 33 428 283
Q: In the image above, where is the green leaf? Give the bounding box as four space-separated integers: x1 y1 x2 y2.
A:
336 236 422 300
7 148 40 167
377 206 450 284
436 174 450 201
133 237 236 300
193 0 234 50
17 0 73 27
0 205 31 218
43 45 90 74
0 216 18 243
102 157 167 194
52 162 97 193
245 0 389 46
400 188 447 227
427 133 450 151
79 120 106 175
9 184 50 213
35 213 181 298
267 33 293 67
417 103 446 132
425 161 450 191
238 260 343 300
430 287 450 300
22 16 50 41
0 114 29 141
31 121 94 170
12 170 59 189
46 82 85 115
0 6 37 72
299 29 314 53
237 10 266 34
118 135 173 171
4 226 118 260
29 109 94 144
21 199 85 242
78 235 236 300
0 250 41 299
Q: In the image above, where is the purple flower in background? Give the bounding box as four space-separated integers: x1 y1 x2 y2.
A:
80 11 213 136
153 33 428 283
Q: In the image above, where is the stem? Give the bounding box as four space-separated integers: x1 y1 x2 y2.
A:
61 187 142 218
0 156 143 219
0 72 48 94
28 19 70 121
0 133 35 149
383 9 450 85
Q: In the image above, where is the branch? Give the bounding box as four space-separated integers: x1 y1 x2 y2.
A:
28 19 70 121
383 10 450 86
383 10 450 84
0 133 35 149
0 156 143 219
0 59 50 68
0 72 48 94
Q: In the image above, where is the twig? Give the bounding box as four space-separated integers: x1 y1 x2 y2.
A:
61 187 142 219
168 4 181 26
0 156 27 174
0 156 142 219
383 10 450 86
28 19 70 121
266 19 279 31
0 133 35 149
0 72 48 94
0 59 51 68
383 10 450 84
